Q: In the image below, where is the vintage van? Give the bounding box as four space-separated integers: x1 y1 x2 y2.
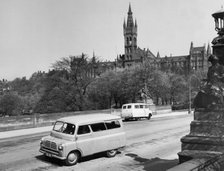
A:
39 114 126 166
121 103 152 120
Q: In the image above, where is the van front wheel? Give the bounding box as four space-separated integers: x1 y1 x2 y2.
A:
106 149 117 157
148 113 152 120
65 151 80 166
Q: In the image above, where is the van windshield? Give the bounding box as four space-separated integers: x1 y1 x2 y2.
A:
53 121 76 135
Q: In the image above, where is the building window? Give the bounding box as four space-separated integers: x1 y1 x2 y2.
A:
129 37 132 45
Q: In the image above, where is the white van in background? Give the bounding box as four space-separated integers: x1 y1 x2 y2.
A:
39 114 126 166
121 103 152 120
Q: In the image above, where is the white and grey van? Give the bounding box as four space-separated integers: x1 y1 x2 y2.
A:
121 103 152 120
39 114 126 166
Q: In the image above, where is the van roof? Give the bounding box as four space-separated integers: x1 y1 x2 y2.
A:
57 114 121 125
122 103 146 106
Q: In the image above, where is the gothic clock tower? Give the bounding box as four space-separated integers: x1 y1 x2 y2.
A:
123 4 137 66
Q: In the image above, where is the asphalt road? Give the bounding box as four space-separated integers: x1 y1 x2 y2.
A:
0 112 193 171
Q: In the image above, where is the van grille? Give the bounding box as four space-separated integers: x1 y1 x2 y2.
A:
44 140 57 150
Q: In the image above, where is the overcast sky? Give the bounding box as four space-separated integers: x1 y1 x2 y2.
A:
0 0 223 80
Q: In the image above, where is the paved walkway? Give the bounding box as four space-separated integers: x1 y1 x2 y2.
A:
0 111 189 140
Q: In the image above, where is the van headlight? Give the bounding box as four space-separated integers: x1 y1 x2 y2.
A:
58 144 63 151
40 139 43 146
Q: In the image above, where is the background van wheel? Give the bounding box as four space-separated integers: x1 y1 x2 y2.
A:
148 113 152 120
106 149 117 157
65 151 80 166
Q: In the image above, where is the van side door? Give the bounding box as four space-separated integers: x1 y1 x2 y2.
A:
133 104 140 117
89 122 108 153
76 124 93 156
104 120 126 149
145 105 150 116
139 104 145 117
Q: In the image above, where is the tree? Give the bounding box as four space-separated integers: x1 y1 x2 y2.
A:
10 77 32 96
34 70 69 113
169 73 188 104
35 54 101 113
0 93 23 116
147 70 171 105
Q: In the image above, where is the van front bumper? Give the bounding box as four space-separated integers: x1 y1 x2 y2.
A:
39 147 66 160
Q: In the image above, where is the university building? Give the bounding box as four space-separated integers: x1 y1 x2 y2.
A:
118 4 211 73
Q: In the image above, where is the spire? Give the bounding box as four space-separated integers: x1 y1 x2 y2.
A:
127 3 134 27
135 19 137 27
123 18 126 28
207 42 212 56
156 51 160 58
128 3 132 14
189 41 193 54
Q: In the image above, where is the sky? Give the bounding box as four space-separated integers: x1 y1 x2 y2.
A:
0 0 223 80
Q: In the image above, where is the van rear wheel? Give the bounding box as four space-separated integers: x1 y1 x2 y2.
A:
106 149 117 157
65 151 80 166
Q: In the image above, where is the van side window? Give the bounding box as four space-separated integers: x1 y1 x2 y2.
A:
123 106 126 109
127 105 131 109
77 125 90 135
90 123 106 132
105 120 121 129
140 105 144 108
135 105 139 108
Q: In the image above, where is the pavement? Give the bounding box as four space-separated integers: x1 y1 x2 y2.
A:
0 111 190 140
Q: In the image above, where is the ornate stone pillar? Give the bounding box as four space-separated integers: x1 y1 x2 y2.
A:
178 8 224 164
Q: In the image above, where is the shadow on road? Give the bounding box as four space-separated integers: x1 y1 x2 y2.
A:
36 151 122 166
126 153 178 171
36 155 64 167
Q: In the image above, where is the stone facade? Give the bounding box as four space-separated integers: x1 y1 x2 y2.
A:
95 4 212 75
120 4 211 73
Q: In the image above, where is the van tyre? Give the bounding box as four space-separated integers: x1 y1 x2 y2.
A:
65 151 80 166
106 149 117 157
148 113 152 120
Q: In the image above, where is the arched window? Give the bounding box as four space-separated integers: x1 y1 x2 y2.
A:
129 37 132 45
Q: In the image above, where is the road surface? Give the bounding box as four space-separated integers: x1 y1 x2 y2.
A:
0 112 193 171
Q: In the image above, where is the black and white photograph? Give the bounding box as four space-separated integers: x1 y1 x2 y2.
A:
1 0 224 170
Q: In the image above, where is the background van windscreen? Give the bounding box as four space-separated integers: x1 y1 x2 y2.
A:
127 105 131 109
